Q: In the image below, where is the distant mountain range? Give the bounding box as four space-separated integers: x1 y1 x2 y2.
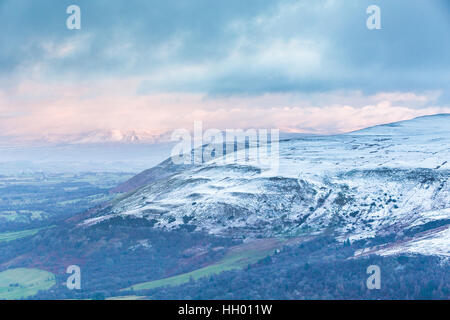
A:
0 128 311 174
0 128 314 146
0 130 170 146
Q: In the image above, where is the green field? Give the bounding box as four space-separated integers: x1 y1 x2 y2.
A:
0 268 56 300
123 238 283 292
0 226 54 243
106 295 146 300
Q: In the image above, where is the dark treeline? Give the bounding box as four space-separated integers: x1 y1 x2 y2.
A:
29 233 449 300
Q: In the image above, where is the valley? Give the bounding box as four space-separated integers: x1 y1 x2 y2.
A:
0 172 133 231
0 115 448 300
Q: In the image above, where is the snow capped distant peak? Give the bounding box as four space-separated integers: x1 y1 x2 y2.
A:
71 130 163 144
3 129 173 146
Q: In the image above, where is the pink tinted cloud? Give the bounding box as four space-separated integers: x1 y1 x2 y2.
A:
0 79 449 141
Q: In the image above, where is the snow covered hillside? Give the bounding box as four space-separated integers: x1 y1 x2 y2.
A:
80 114 450 255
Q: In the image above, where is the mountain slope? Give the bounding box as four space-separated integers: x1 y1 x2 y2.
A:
80 115 450 251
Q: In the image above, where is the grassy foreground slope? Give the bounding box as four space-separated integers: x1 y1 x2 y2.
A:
106 295 146 300
0 268 56 299
0 226 54 243
123 238 286 292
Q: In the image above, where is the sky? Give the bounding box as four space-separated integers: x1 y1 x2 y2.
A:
0 0 449 142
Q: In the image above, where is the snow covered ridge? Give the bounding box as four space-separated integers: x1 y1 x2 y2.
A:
170 122 280 173
81 114 450 255
0 129 172 146
354 225 450 258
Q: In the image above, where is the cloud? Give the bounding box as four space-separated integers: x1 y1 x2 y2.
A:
0 0 448 141
0 79 448 140
0 0 448 97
